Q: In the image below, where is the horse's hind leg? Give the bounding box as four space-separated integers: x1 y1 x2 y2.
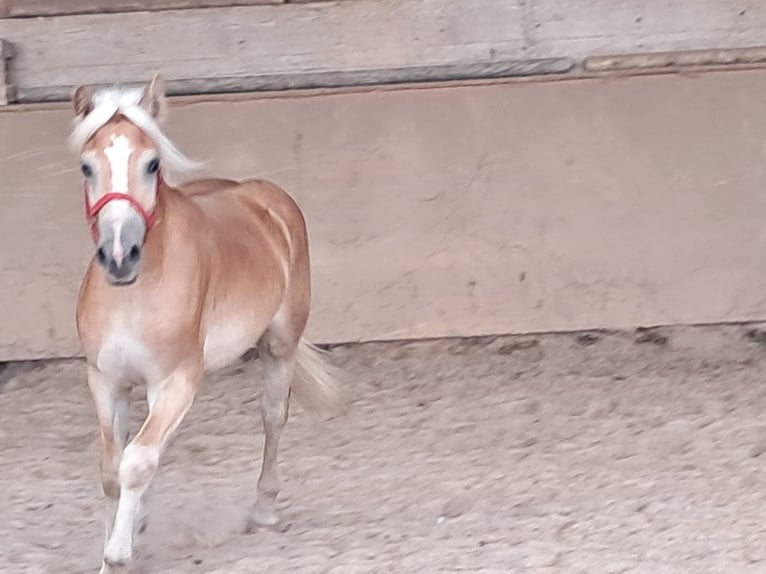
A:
250 318 300 529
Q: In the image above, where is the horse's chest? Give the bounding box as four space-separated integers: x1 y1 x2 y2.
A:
96 328 158 383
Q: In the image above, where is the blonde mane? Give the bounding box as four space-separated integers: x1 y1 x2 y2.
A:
69 86 205 184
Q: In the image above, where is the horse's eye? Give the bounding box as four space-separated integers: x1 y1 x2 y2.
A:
146 158 160 175
80 163 93 178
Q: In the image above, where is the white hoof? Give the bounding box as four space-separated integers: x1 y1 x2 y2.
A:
103 537 132 569
246 500 286 532
99 558 126 574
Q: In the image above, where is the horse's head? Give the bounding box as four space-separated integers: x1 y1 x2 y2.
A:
69 73 202 286
70 74 168 285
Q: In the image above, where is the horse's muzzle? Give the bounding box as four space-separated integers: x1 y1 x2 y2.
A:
96 238 142 285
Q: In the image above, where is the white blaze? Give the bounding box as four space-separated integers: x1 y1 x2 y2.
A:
102 134 134 263
112 220 125 266
104 134 133 193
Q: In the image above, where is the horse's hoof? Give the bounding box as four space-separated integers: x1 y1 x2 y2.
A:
103 556 128 573
103 542 131 570
245 505 289 533
99 559 126 574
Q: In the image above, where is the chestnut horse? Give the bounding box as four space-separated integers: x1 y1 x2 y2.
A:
69 74 346 572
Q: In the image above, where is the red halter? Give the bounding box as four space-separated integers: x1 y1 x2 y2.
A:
83 173 162 243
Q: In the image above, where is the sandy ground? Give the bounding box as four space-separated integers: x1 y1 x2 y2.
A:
3 325 766 574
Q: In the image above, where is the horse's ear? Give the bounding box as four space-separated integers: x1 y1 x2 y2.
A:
72 84 94 117
140 72 167 120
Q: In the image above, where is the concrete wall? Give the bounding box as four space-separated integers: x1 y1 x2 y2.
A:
1 0 766 101
3 69 766 361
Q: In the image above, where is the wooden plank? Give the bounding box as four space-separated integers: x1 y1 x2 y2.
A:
528 0 766 60
2 1 766 102
0 0 527 98
3 70 766 360
15 58 575 103
0 0 282 18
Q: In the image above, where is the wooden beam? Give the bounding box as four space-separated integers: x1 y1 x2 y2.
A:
0 0 283 18
14 58 575 103
585 46 766 72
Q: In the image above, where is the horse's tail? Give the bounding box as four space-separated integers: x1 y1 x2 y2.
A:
292 338 349 417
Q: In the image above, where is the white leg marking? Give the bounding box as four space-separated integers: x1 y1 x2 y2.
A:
102 369 196 568
104 444 159 565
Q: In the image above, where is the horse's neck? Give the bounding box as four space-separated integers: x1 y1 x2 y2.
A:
151 183 199 238
141 187 199 277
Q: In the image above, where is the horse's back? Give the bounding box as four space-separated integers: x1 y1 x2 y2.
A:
180 177 304 222
178 177 240 196
179 177 308 252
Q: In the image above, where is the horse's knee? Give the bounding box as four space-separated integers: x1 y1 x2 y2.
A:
100 452 121 499
101 470 120 499
119 445 159 491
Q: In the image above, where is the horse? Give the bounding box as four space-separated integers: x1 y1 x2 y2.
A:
68 73 347 572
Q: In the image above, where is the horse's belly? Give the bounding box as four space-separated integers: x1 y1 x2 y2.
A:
202 318 261 371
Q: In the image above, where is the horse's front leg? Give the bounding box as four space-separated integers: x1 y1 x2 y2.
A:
101 363 200 571
86 366 130 556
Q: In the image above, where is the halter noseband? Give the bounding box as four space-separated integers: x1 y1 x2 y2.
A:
83 173 162 243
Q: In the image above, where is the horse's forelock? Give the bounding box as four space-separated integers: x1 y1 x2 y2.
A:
69 86 205 183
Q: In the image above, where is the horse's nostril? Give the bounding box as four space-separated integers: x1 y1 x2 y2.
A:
129 245 141 262
96 246 108 266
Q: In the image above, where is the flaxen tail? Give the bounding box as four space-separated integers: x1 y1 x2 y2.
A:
292 338 348 417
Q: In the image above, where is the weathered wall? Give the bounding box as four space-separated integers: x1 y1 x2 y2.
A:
2 69 766 361
1 0 765 101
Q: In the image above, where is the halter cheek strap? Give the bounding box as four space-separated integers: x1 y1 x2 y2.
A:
83 173 162 244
